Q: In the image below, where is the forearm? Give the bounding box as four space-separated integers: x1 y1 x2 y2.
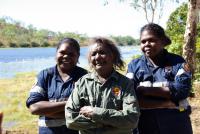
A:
46 111 65 118
65 110 98 130
138 96 176 109
137 86 171 99
92 106 139 129
145 87 171 99
29 101 66 116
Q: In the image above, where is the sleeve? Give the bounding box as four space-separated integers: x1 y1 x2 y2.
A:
91 82 140 129
65 80 98 130
26 70 48 108
168 63 192 102
126 61 140 90
126 62 135 80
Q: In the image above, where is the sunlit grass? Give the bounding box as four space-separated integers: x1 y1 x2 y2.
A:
0 72 38 133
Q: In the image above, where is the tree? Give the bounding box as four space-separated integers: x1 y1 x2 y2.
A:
106 0 180 23
108 0 199 78
166 3 200 80
166 3 187 45
182 0 200 76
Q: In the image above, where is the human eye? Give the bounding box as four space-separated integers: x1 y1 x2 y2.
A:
149 38 157 43
141 40 146 44
58 51 65 55
91 52 96 56
99 50 106 55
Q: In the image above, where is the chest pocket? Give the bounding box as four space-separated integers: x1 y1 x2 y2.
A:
136 69 153 82
164 66 175 81
47 86 55 99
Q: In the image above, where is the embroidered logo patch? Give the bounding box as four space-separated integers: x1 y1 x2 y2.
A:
112 86 121 97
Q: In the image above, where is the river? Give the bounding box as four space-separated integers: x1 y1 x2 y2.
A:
0 46 141 78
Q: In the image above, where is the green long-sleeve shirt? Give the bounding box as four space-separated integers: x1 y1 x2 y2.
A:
65 70 140 134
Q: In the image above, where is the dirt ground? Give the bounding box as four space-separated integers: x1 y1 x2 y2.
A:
190 82 200 134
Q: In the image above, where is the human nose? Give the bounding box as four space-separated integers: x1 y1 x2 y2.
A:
95 53 101 59
63 54 68 58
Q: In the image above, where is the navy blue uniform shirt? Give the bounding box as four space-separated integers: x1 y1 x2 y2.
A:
126 50 193 134
26 65 87 134
127 50 191 103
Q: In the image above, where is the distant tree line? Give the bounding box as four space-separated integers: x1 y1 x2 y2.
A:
0 16 139 48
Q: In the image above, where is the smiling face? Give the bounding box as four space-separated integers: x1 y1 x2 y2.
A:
140 30 165 59
88 43 114 76
56 43 79 72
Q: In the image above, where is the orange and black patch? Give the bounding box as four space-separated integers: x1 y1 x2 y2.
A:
112 86 121 97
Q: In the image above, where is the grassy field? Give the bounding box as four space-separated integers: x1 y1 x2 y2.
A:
0 72 38 133
0 71 200 134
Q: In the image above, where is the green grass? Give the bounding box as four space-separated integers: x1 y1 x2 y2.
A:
0 72 38 133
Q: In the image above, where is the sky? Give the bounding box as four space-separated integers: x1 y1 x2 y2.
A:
0 0 185 38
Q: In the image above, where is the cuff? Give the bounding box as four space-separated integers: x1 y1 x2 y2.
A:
92 107 104 121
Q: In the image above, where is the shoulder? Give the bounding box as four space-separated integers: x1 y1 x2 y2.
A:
35 66 56 87
37 66 56 79
75 73 92 84
167 52 185 63
128 56 144 67
75 66 88 75
73 66 88 81
127 56 144 72
115 71 134 87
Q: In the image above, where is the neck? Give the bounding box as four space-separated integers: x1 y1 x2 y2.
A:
57 66 72 82
96 69 113 83
148 51 164 66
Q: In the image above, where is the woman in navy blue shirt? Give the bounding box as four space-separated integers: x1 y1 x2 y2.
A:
126 23 192 134
26 38 87 134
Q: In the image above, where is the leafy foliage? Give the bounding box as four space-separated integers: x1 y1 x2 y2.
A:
166 3 200 80
110 35 139 45
0 16 138 48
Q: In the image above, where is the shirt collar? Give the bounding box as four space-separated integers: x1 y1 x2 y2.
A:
54 65 79 82
142 49 169 68
86 70 119 83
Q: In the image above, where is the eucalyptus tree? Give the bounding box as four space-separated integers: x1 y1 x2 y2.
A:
166 3 200 79
106 0 200 77
183 0 200 76
105 0 181 23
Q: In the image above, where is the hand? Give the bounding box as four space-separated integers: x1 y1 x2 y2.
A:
80 106 94 118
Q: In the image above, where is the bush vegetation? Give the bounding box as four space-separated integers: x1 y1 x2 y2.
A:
0 16 139 48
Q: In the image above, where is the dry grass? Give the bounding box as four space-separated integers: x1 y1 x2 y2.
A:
190 82 200 134
0 73 200 134
0 72 38 134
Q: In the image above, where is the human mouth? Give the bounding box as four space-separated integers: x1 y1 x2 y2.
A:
62 60 71 64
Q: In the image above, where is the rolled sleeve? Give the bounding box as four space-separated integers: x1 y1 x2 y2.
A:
26 71 48 108
26 86 47 108
65 82 97 130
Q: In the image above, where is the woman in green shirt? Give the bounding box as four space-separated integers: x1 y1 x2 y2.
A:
65 37 140 134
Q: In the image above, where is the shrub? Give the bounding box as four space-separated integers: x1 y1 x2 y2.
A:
9 43 18 47
31 42 40 47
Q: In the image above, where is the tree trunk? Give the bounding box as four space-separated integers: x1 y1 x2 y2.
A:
183 0 200 77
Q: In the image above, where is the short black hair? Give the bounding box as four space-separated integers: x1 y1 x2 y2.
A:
140 23 171 46
56 38 80 55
